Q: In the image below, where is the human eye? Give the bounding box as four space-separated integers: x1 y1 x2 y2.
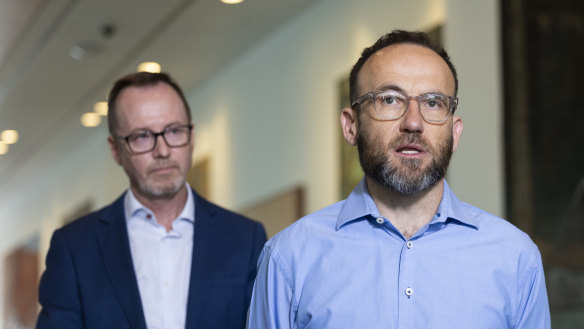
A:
421 94 447 110
166 126 180 134
377 92 404 107
165 125 186 137
128 131 152 142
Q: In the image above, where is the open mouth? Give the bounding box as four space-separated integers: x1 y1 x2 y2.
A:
396 145 425 156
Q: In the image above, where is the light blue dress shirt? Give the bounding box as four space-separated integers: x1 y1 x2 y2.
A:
125 185 195 329
248 178 550 329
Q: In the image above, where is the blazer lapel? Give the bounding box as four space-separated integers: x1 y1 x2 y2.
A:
96 195 148 329
185 191 219 328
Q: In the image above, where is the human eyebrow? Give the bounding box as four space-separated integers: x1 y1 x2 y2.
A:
127 128 152 135
119 129 151 140
126 122 185 135
375 84 407 94
164 122 185 129
419 89 451 96
375 84 450 97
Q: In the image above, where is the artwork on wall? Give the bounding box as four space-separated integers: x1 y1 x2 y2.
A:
338 77 363 199
187 157 210 200
62 199 93 225
240 186 304 238
4 236 39 329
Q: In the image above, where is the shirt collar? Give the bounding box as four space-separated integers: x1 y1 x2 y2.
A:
433 180 479 229
336 177 479 230
124 183 195 224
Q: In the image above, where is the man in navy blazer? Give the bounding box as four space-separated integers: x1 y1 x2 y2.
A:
36 72 266 329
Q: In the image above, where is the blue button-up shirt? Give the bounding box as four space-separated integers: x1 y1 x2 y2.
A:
248 179 550 329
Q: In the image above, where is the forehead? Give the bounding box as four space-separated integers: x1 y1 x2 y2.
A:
357 43 455 96
115 82 188 129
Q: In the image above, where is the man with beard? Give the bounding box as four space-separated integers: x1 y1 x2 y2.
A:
36 72 267 329
247 30 550 329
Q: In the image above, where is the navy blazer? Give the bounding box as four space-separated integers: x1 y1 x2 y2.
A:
36 190 267 329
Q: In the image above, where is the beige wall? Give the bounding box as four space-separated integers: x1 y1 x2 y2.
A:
446 0 503 217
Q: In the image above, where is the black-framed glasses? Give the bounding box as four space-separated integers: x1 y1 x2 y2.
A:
118 124 193 154
352 89 458 123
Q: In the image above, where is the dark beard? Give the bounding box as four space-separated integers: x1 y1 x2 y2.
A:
357 130 453 195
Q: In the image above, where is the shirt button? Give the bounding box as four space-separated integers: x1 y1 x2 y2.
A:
376 217 384 224
405 287 413 297
406 241 413 249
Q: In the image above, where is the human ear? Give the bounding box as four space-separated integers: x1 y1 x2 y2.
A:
188 123 195 153
108 136 123 165
341 107 359 146
451 115 463 152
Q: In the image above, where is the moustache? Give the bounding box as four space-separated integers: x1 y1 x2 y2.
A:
147 161 179 173
389 133 432 152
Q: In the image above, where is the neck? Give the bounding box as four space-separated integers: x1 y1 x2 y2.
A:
366 177 444 239
131 185 189 232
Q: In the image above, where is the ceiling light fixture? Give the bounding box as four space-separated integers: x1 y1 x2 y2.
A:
1 130 19 144
221 0 244 4
0 141 8 155
69 45 88 61
81 112 101 127
94 101 108 116
137 62 161 73
68 42 102 61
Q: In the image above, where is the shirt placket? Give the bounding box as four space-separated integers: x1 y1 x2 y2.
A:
397 235 417 329
375 215 428 329
159 233 173 329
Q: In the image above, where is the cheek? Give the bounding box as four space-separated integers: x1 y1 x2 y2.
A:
428 126 453 152
166 148 193 176
367 124 400 151
120 154 148 177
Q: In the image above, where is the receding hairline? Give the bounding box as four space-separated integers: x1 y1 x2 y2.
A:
114 80 178 105
355 42 457 98
107 73 192 136
113 81 189 121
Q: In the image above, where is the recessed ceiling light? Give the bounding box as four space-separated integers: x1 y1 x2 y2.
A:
81 112 101 127
1 130 19 144
69 45 88 61
0 141 8 155
68 42 101 61
221 0 244 3
94 101 108 116
137 62 161 73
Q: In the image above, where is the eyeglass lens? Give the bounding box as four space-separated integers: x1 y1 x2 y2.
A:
127 125 191 153
374 92 451 122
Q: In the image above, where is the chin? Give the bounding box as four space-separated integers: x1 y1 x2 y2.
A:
143 178 185 198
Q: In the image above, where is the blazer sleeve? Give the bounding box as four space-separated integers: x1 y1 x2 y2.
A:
36 229 84 329
246 221 268 304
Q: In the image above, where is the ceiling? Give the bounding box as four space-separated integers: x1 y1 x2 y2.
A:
0 0 317 192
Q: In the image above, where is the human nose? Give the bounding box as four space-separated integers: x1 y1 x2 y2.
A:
152 134 170 158
399 98 424 133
